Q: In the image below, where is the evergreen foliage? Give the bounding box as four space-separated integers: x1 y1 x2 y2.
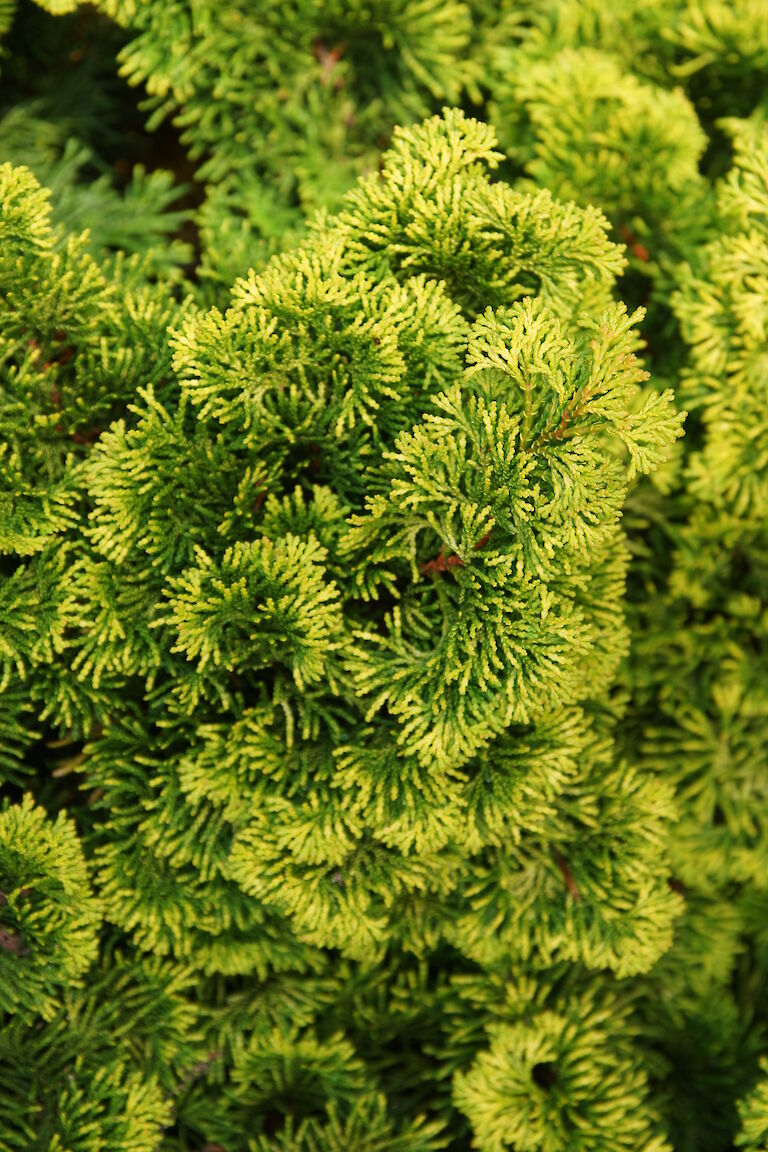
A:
1 1 767 1149
0 795 100 1020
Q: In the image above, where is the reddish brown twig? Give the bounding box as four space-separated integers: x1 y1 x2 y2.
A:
552 848 580 902
251 473 269 515
419 528 492 575
618 225 650 263
419 550 465 575
0 928 31 955
313 40 344 88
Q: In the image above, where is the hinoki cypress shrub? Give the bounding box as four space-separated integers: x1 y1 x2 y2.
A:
2 108 685 1150
1 3 768 1151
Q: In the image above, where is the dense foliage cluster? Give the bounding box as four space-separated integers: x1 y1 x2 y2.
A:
1 2 767 1150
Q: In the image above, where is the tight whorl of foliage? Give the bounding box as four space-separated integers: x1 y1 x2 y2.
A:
737 1059 768 1152
0 795 100 1020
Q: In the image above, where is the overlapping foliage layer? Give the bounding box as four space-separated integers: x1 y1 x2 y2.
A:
1 2 767 1150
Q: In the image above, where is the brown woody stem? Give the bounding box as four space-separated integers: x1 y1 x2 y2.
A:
552 847 580 902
